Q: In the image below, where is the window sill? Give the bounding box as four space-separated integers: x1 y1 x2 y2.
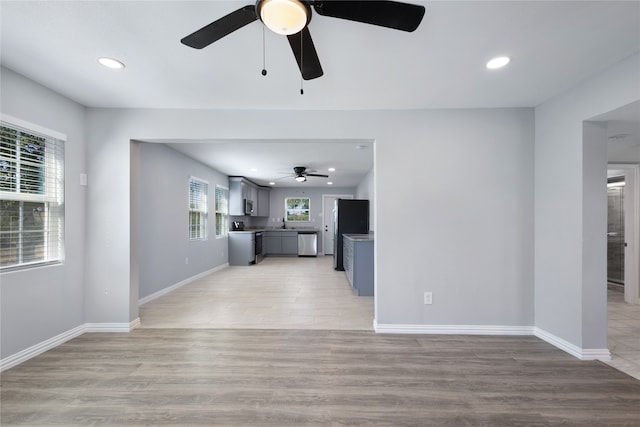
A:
0 260 63 274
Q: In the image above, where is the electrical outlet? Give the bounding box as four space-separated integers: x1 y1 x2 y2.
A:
423 292 433 305
185 257 189 265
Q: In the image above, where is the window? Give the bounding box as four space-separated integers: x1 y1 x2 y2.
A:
0 120 65 270
285 197 310 222
189 177 208 240
215 185 229 238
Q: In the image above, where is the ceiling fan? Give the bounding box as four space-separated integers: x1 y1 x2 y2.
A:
181 0 426 80
289 166 329 182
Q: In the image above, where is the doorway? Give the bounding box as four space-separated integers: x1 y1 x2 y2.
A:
607 175 625 290
607 163 640 305
322 194 353 255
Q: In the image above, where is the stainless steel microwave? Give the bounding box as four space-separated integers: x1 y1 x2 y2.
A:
244 199 254 216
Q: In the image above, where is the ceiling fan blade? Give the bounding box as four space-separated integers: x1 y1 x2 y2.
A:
313 1 425 32
306 173 330 178
287 27 324 80
181 5 257 49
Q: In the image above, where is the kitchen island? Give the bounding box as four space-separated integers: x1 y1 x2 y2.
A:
343 233 374 296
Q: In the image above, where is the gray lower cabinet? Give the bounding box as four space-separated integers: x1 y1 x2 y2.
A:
265 231 298 255
229 232 255 266
281 232 298 255
343 235 374 296
265 232 282 254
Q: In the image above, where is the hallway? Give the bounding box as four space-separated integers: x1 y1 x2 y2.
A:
606 288 640 379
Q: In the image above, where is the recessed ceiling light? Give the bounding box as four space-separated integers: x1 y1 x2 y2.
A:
97 57 125 69
327 182 333 185
251 168 258 172
269 182 275 185
328 167 336 172
486 56 510 70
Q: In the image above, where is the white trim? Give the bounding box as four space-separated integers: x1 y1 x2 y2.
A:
0 324 85 372
1 319 142 371
372 321 611 361
138 263 229 306
85 319 140 333
534 327 611 361
0 113 67 141
373 321 535 336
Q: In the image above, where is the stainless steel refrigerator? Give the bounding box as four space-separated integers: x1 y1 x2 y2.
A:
334 199 370 270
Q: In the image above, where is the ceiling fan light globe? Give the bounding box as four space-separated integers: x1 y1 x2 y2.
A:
259 0 308 35
295 175 306 182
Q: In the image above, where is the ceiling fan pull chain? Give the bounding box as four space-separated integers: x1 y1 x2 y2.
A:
300 32 304 95
261 25 267 76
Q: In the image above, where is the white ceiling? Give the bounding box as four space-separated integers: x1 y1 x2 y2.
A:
161 139 375 187
1 1 639 186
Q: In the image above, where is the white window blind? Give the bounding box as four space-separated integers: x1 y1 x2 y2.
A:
189 177 208 240
0 121 65 270
215 185 229 237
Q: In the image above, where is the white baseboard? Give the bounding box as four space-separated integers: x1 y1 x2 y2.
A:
534 327 611 361
1 319 141 372
374 321 535 335
138 263 229 306
373 321 611 361
85 318 140 333
0 324 85 372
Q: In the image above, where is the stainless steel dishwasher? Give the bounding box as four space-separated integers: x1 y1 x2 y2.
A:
297 232 318 257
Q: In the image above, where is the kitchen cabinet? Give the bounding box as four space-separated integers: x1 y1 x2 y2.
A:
257 188 270 217
265 231 298 255
343 235 374 296
229 177 249 216
281 232 298 255
229 177 270 217
265 231 282 254
228 232 255 265
248 186 257 212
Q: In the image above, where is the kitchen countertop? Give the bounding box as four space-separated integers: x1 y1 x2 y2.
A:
343 233 375 241
229 227 319 233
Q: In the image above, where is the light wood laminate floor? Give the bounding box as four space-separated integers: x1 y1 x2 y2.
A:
2 329 640 426
139 256 374 330
3 257 640 425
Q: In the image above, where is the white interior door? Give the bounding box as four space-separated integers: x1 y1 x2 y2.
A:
322 194 353 255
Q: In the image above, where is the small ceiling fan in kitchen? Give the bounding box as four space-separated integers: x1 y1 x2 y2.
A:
180 0 426 81
283 166 329 182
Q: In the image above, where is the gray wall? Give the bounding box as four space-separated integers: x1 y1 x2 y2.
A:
375 108 534 326
0 67 87 358
137 143 230 300
607 120 640 163
4 52 637 362
534 53 640 349
83 107 535 333
356 168 375 231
